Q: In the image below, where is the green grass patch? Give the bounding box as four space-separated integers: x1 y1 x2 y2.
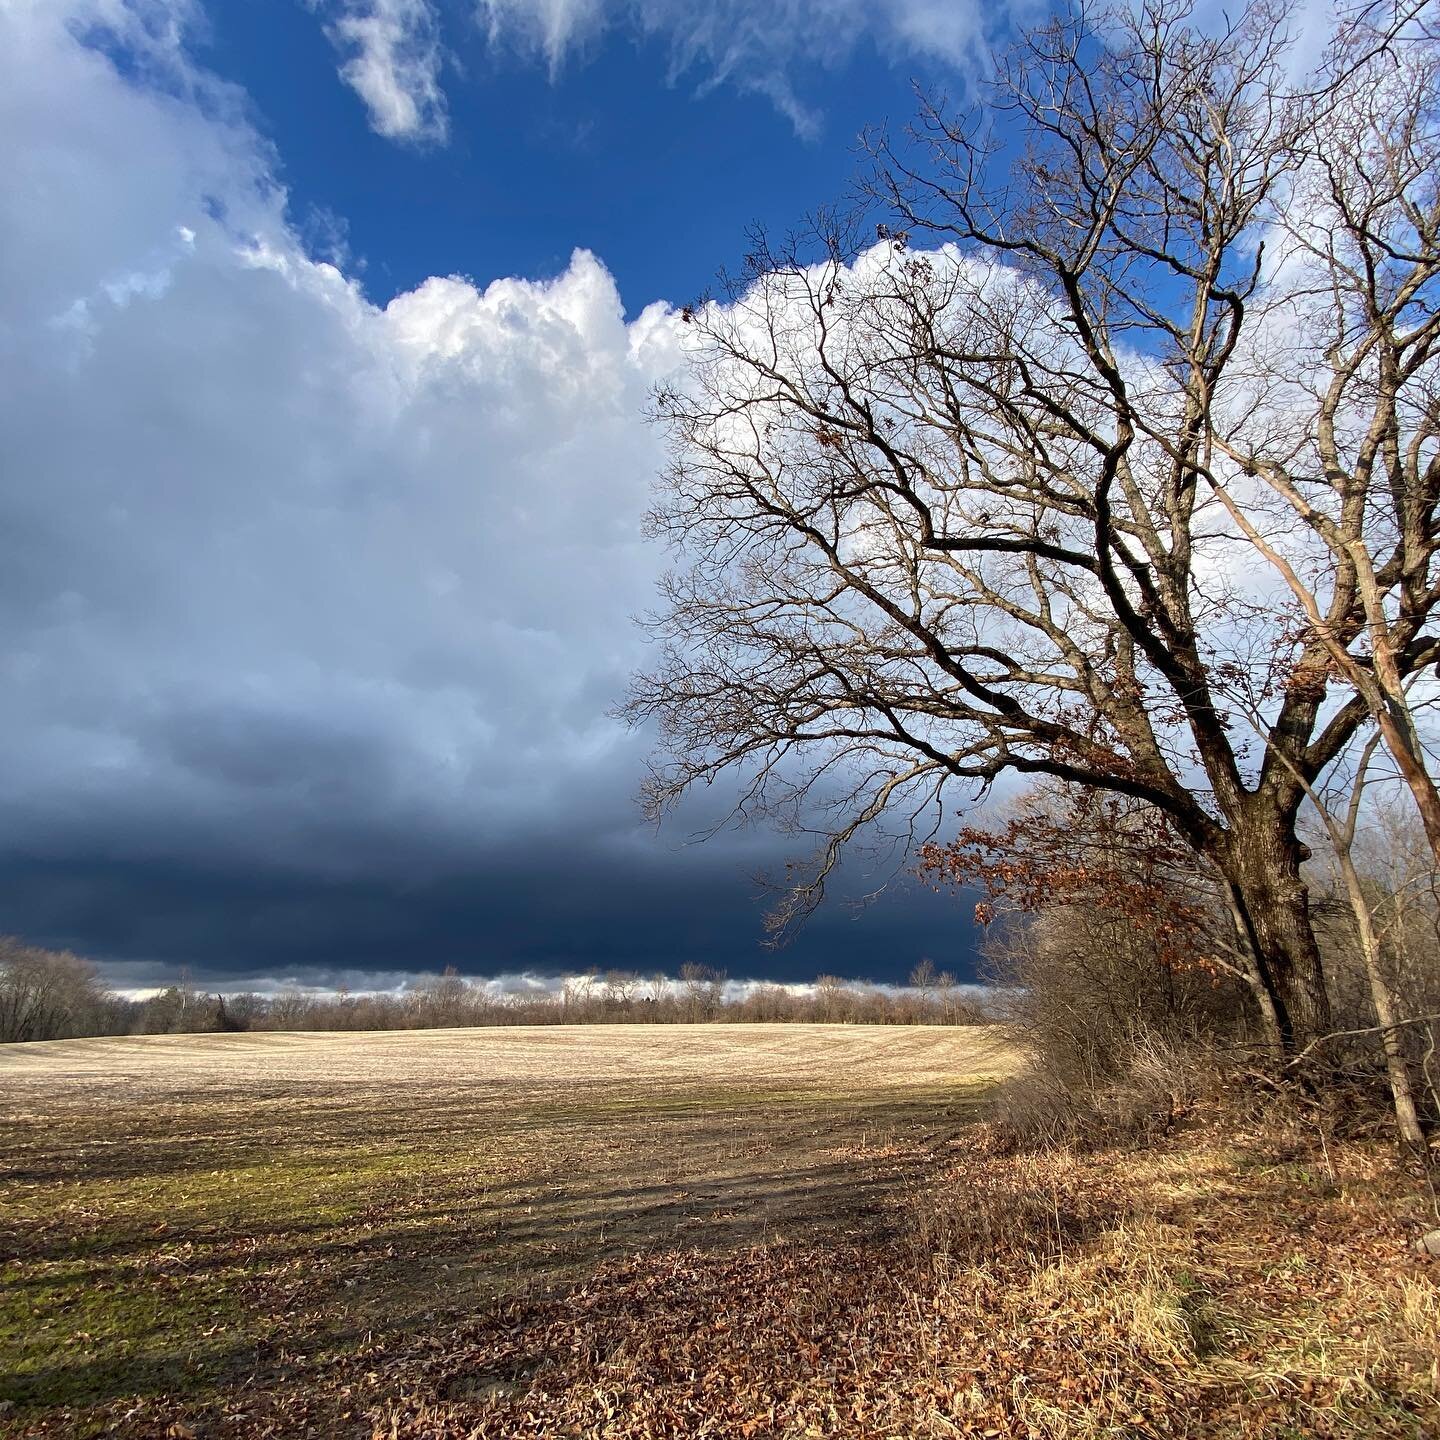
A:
0 1144 481 1412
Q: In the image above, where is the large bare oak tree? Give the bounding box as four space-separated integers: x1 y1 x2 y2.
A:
627 0 1440 1051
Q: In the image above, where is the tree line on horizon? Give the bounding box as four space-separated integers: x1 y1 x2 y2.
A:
0 943 986 1043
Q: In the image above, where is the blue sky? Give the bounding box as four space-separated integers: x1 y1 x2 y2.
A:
206 0 967 310
0 0 1021 992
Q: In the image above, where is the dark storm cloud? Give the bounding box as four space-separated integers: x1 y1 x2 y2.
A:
0 3 981 992
0 847 979 990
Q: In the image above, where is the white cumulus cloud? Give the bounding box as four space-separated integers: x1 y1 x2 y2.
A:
0 0 987 988
0 0 685 881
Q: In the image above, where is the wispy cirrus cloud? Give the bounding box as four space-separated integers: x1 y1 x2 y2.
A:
311 0 1022 147
476 0 1024 137
317 0 450 142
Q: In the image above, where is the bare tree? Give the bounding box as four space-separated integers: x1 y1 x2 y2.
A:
1195 4 1440 863
908 958 938 1019
603 969 642 1009
679 962 726 1020
0 940 109 1043
628 0 1440 1052
1263 729 1429 1147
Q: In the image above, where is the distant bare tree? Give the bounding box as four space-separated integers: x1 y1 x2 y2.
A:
933 969 973 1025
909 958 938 1003
604 970 643 1008
812 973 846 1023
628 0 1439 1053
679 962 727 1020
413 966 469 1027
0 940 108 1043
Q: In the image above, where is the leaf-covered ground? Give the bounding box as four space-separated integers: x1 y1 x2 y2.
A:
2 1028 1437 1438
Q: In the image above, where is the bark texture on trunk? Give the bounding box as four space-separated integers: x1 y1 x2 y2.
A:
1221 811 1332 1052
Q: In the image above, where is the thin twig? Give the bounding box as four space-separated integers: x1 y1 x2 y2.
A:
1285 1013 1440 1069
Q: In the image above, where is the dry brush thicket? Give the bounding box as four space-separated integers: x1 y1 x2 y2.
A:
923 781 1440 1151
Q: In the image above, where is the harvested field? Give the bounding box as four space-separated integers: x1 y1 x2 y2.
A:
0 1022 1012 1098
0 1024 1017 1436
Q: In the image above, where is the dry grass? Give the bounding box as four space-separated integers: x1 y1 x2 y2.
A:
362 1122 1439 1440
0 1021 1019 1092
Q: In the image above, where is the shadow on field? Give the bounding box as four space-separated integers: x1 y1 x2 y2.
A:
0 1079 990 1184
2 1119 982 1415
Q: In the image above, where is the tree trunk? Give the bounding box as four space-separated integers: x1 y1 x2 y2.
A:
1220 811 1332 1053
1223 883 1287 1062
1331 844 1429 1153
